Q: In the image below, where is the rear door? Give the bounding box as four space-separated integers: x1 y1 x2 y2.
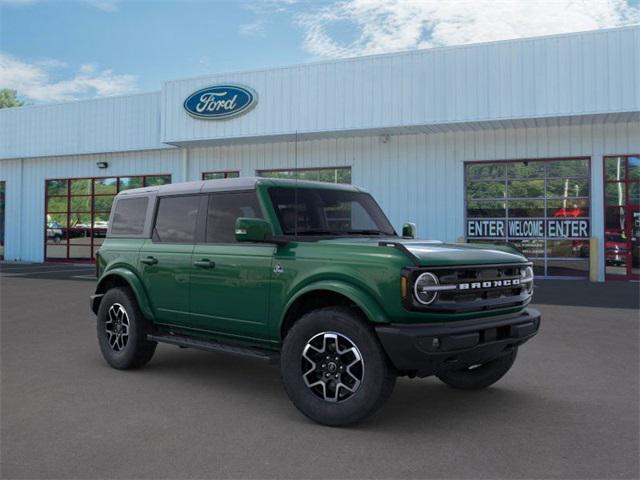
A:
189 191 274 340
139 194 202 327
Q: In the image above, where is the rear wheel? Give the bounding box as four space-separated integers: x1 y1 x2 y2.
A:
436 348 518 390
96 287 157 370
280 306 396 426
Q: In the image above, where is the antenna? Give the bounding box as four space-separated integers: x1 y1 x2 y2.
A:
294 130 299 239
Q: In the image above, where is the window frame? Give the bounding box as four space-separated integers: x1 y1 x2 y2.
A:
45 174 171 262
201 171 240 180
602 154 640 280
464 157 592 278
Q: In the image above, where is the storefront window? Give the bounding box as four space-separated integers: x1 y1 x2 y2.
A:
45 174 171 261
603 156 639 279
202 171 240 180
258 167 351 184
465 158 591 277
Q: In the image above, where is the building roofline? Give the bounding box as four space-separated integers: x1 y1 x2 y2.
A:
162 25 640 86
2 25 637 114
0 90 161 113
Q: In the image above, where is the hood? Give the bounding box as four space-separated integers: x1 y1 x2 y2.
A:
400 240 526 266
318 237 527 267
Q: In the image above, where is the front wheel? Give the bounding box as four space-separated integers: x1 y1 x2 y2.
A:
280 307 396 427
96 287 157 370
436 348 518 390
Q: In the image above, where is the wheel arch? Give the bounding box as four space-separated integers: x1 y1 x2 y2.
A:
93 268 154 320
279 281 388 340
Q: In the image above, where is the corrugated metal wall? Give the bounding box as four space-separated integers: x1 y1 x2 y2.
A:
0 92 168 160
2 120 637 281
162 27 639 144
0 149 184 261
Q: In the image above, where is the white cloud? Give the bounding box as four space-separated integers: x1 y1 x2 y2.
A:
85 0 119 12
0 53 138 102
298 0 640 58
239 19 266 36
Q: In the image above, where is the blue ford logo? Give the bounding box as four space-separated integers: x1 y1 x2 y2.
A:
183 84 257 119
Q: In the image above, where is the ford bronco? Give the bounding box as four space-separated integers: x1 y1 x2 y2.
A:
91 177 540 426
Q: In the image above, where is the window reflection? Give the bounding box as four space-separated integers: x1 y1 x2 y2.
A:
45 175 171 261
465 158 591 277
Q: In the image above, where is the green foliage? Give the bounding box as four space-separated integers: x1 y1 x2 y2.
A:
0 89 24 109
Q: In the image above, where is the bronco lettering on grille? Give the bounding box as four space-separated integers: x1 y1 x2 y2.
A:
458 278 521 290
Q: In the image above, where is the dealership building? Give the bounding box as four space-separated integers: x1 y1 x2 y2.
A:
0 26 638 281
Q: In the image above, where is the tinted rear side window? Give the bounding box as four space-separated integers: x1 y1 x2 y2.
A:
206 192 263 243
110 197 148 236
153 195 200 243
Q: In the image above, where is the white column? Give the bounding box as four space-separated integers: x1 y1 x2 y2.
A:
591 155 605 282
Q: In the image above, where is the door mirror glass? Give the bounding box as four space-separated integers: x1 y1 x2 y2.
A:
235 218 272 242
402 222 417 239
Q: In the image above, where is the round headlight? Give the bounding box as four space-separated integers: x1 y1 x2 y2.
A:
521 266 534 293
414 272 440 305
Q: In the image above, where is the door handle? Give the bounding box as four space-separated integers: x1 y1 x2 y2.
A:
193 259 215 269
140 256 158 265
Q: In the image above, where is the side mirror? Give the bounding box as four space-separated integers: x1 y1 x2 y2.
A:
235 217 272 243
402 222 417 239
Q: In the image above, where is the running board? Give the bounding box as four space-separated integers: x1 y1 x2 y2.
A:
147 333 279 363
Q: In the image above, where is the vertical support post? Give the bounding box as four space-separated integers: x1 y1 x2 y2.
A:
181 148 188 182
591 155 605 282
589 237 599 282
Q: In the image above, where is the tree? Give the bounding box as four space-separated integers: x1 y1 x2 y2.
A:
0 89 24 109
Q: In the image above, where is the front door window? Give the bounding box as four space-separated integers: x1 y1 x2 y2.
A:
604 156 639 280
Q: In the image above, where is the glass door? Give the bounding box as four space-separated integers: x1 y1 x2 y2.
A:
604 156 639 280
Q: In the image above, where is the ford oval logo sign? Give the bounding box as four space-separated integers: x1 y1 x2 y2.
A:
183 84 257 120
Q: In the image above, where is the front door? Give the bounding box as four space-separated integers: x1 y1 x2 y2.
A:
189 191 274 341
604 156 639 280
139 194 201 325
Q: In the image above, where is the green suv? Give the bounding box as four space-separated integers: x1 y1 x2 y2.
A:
91 177 540 426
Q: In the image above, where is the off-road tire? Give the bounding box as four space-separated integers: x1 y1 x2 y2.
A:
280 306 396 426
97 287 157 370
436 348 518 390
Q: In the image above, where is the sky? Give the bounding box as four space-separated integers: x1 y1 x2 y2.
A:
1 0 639 104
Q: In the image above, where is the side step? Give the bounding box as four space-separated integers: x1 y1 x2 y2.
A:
147 333 280 363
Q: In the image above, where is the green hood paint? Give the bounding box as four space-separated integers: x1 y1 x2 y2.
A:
315 237 526 267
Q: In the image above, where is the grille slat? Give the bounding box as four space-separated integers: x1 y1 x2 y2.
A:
408 263 532 313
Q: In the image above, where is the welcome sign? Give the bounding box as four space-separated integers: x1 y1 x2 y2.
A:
184 84 257 119
467 219 590 239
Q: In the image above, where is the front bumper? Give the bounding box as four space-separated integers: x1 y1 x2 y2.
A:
375 308 541 377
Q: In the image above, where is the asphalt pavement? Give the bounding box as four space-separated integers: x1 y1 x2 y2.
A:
1 263 638 479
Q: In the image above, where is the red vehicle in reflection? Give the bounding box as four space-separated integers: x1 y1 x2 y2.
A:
553 207 585 218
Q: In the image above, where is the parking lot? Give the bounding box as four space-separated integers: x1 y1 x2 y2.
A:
1 262 638 479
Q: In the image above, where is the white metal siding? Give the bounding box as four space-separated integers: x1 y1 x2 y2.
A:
1 119 637 281
162 27 639 145
0 149 184 262
0 92 169 160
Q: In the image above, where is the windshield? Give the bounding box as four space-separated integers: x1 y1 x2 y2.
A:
268 187 396 237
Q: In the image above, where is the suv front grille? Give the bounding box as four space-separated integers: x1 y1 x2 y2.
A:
405 263 532 313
